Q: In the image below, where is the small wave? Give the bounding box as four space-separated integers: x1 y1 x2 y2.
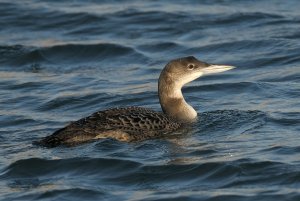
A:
267 114 300 127
212 12 284 25
0 44 149 73
223 160 300 188
0 45 31 65
198 110 266 135
261 145 300 155
1 158 237 188
2 157 298 195
1 157 141 179
188 82 260 93
0 115 37 128
190 39 285 58
113 9 187 23
35 188 106 200
137 42 183 54
0 1 107 33
9 43 146 66
38 93 116 114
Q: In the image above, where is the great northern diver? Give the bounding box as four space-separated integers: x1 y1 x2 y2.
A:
35 56 234 147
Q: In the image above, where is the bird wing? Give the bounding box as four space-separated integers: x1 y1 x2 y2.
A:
36 107 182 147
75 106 181 134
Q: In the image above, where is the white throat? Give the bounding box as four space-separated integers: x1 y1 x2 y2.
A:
158 71 199 123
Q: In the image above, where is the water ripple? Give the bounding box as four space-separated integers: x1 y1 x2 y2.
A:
1 0 300 200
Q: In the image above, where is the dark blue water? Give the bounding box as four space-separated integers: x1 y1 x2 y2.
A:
1 0 300 200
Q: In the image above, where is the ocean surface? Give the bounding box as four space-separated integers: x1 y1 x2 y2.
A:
0 0 300 200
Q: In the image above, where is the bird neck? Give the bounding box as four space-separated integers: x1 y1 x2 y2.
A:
158 71 197 123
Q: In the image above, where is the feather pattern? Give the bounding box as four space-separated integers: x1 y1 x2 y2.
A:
35 107 182 147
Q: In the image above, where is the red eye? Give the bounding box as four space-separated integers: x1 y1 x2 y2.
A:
187 64 195 70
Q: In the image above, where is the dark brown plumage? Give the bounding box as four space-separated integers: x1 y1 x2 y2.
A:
35 107 182 147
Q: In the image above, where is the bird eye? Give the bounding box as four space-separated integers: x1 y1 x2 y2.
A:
187 64 195 70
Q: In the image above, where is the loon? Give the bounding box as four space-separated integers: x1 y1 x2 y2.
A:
35 56 234 147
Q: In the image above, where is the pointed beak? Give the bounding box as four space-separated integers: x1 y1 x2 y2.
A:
202 64 235 75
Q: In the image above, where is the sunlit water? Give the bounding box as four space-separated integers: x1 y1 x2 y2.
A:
0 0 300 200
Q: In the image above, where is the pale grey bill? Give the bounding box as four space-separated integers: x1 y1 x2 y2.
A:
202 64 235 75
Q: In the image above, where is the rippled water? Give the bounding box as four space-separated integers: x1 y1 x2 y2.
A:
1 0 300 200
